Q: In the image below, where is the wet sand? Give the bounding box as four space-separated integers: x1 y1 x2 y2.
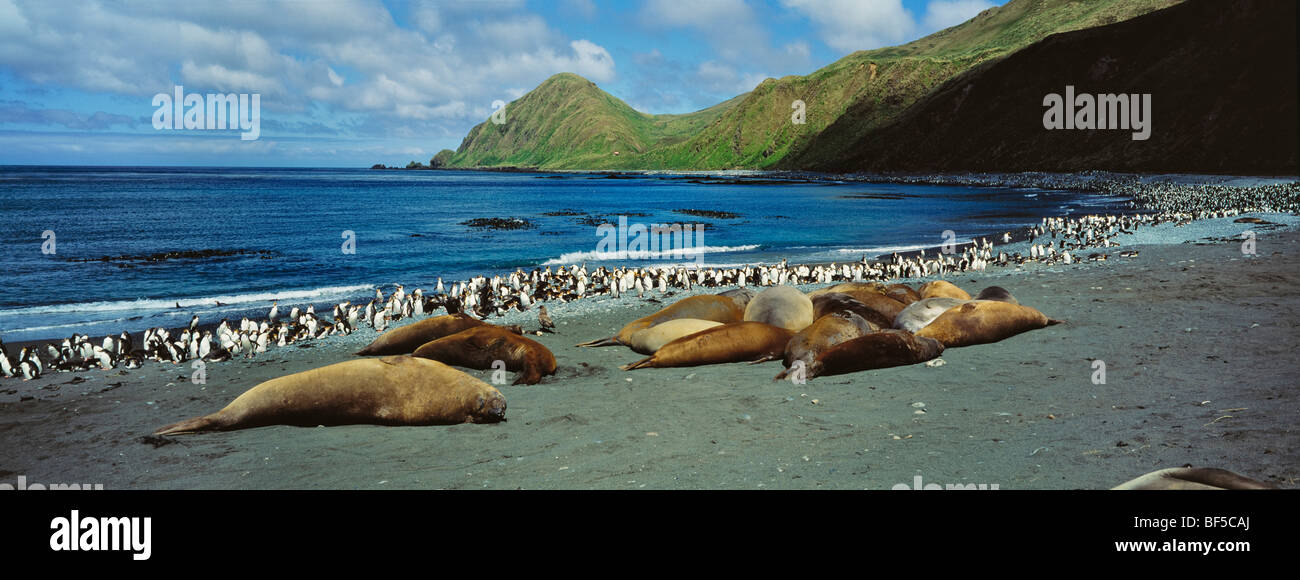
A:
2 222 1297 490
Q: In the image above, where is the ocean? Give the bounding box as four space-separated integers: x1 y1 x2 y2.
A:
0 166 1133 342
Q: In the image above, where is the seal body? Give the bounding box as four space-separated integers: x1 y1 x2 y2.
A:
885 284 921 305
915 301 1060 347
356 314 520 356
809 330 945 378
576 294 745 347
743 285 814 332
892 297 970 333
627 318 724 355
973 286 1019 304
1112 467 1274 490
154 356 507 434
622 322 794 370
812 292 897 329
776 311 877 380
413 325 557 385
919 280 972 300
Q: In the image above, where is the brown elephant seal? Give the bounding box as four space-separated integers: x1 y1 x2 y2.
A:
808 282 888 299
627 318 724 355
804 330 945 379
413 325 557 385
744 285 814 332
892 297 970 333
915 301 1062 348
154 356 506 434
885 283 921 305
812 292 897 329
576 294 745 347
356 313 522 356
775 311 878 380
1112 467 1275 490
621 322 794 370
973 286 1018 304
919 280 972 300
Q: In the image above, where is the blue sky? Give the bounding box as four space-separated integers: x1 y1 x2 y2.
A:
0 0 1004 167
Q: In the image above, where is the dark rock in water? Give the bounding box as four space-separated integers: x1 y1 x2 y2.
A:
65 248 276 264
460 217 536 230
542 210 587 216
673 209 741 219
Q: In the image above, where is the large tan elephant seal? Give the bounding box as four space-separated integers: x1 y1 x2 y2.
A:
805 330 945 379
1112 467 1275 490
154 356 506 434
413 325 557 385
915 301 1062 348
919 280 972 300
775 311 878 380
576 294 745 348
744 285 814 332
627 318 724 355
356 313 521 356
621 322 794 370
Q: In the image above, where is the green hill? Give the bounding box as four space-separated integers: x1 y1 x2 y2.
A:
442 0 1182 171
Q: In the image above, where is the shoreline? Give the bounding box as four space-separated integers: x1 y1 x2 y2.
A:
1 208 1297 489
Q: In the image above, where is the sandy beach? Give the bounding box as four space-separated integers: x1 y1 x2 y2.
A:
2 212 1297 491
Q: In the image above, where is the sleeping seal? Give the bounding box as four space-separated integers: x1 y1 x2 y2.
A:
918 280 972 300
1112 467 1274 490
892 297 970 333
774 311 878 380
154 356 506 434
356 313 521 356
627 318 724 355
743 285 815 332
915 301 1062 348
413 325 557 385
621 322 794 370
576 294 745 348
805 330 945 379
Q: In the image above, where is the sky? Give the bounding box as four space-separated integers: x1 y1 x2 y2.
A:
0 0 1005 167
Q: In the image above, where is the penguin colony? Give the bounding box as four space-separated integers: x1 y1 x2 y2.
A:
3 178 1297 380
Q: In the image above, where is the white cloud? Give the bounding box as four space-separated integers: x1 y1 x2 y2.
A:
781 0 915 54
923 0 995 31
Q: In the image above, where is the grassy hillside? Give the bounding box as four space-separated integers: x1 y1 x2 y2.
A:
443 0 1182 170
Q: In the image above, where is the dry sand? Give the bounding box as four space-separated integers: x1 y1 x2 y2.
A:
2 221 1297 490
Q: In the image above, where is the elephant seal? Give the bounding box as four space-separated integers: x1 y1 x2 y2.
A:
812 292 897 329
622 322 794 370
413 325 557 385
915 301 1062 348
973 286 1018 304
627 318 724 355
885 284 921 305
716 287 756 310
775 311 877 380
356 313 522 356
576 294 745 347
154 356 506 434
744 285 815 332
808 282 888 299
919 280 972 300
892 297 970 333
804 330 945 379
1112 467 1274 490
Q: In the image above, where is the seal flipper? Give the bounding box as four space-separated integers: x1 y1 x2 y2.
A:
154 414 222 435
620 357 653 371
575 337 621 348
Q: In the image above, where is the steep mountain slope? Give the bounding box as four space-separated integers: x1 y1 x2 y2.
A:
795 0 1297 174
443 0 1183 170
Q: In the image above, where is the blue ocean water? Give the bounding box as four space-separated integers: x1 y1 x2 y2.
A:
0 166 1132 341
